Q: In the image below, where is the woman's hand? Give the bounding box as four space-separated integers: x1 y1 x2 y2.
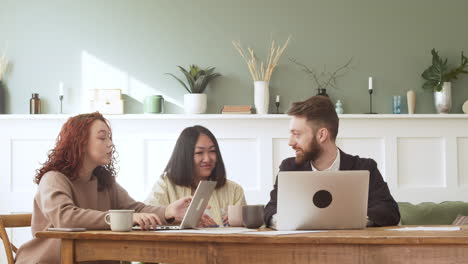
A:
198 214 218 228
165 196 192 222
133 213 162 230
222 215 229 227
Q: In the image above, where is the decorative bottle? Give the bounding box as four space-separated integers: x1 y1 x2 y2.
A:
30 93 41 114
335 100 344 114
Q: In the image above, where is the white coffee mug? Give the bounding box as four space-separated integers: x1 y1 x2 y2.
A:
104 209 134 232
228 205 243 227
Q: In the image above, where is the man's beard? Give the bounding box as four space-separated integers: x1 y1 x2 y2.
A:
295 136 322 165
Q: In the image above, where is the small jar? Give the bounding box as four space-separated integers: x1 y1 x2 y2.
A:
30 93 41 114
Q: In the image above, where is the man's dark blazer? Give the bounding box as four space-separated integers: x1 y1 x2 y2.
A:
264 149 401 227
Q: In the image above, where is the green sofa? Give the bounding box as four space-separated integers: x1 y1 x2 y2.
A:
398 201 468 225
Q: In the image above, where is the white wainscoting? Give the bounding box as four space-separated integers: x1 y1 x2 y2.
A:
1 114 468 258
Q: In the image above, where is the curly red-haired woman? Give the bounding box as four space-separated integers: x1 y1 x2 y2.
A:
15 112 191 264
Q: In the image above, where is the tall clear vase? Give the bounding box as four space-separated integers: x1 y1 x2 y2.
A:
434 82 452 114
254 81 269 114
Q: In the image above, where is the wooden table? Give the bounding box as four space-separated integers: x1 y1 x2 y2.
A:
36 226 468 264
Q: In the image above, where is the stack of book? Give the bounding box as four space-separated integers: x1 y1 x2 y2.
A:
221 105 252 114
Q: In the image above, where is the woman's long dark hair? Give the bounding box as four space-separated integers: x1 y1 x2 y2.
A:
164 125 226 189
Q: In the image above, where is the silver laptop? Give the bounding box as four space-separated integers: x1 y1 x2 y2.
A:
277 170 369 230
134 180 216 230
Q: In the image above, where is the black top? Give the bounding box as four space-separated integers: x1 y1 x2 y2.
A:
264 149 401 227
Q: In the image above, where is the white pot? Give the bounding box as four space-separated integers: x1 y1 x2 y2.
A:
254 81 269 114
184 93 207 114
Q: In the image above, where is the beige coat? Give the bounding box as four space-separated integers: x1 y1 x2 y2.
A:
15 171 168 264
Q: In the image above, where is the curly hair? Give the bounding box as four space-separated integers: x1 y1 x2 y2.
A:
35 112 117 191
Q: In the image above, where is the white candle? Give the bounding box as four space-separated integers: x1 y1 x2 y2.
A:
59 82 64 96
368 77 373 90
276 95 280 103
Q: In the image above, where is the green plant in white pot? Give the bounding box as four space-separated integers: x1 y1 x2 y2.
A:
167 65 221 114
421 48 468 113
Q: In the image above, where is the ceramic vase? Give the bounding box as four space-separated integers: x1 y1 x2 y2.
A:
254 81 269 114
184 93 207 114
434 82 451 114
407 90 416 114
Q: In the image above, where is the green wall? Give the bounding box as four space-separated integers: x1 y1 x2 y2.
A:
1 0 468 114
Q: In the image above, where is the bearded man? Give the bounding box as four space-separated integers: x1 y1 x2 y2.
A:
264 96 400 228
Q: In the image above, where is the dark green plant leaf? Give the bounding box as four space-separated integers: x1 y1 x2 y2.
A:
422 80 437 90
431 48 440 66
165 73 192 93
189 65 200 79
445 51 468 81
177 66 195 91
193 75 207 93
422 68 439 81
205 67 216 75
195 69 205 80
422 82 431 90
199 73 221 93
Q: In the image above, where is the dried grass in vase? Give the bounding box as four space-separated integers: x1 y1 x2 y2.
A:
0 47 8 81
233 37 290 82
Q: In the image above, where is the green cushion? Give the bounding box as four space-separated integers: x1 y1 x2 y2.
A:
398 201 468 225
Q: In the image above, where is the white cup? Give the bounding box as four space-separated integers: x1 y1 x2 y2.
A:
104 210 134 232
228 205 243 227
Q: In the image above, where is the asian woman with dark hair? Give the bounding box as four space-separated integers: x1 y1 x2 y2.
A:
146 125 246 227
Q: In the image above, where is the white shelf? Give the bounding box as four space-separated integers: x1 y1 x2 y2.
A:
0 113 467 120
337 114 468 119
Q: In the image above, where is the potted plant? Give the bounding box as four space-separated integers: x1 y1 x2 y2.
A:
167 65 221 114
290 57 353 97
421 48 468 113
